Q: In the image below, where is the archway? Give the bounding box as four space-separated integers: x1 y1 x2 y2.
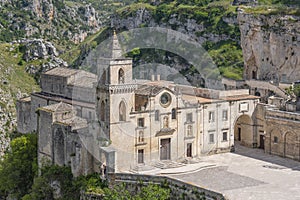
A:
284 132 298 159
234 115 253 147
118 68 125 84
119 101 126 121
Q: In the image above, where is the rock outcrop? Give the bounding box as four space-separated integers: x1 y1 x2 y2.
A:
111 8 237 45
0 0 102 43
15 39 69 76
238 11 300 83
21 39 58 61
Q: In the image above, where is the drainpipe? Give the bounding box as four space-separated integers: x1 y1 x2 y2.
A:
216 104 219 151
176 88 179 160
149 92 152 162
202 105 205 155
229 101 232 148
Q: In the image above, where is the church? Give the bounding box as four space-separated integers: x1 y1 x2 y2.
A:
17 32 260 175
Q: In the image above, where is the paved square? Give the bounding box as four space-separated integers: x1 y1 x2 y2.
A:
169 145 300 200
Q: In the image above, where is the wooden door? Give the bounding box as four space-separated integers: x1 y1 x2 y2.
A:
160 139 171 160
138 149 144 164
187 143 192 157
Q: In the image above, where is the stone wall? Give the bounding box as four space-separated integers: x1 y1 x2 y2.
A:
107 173 227 200
16 97 32 133
264 108 300 161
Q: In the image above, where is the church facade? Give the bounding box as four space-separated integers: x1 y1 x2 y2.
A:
17 33 261 175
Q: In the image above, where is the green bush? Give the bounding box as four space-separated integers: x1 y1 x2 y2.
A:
0 134 37 199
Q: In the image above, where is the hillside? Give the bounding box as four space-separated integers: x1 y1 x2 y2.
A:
0 0 298 154
0 43 39 156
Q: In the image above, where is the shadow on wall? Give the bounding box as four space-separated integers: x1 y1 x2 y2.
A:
232 143 300 171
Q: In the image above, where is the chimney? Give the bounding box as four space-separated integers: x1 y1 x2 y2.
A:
157 74 160 81
151 75 155 81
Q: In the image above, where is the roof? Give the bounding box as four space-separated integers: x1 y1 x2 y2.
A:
68 72 97 88
19 96 31 102
221 95 260 101
55 116 87 130
44 67 79 77
32 92 95 108
39 102 73 113
135 85 165 96
182 94 216 104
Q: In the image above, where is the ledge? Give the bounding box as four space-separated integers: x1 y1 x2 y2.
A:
156 128 176 137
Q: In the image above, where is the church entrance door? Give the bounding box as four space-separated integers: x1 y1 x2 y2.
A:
160 138 171 160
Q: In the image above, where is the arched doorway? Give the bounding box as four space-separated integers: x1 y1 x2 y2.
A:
234 115 253 147
284 132 298 159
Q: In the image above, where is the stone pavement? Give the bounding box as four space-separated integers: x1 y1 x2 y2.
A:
137 144 300 200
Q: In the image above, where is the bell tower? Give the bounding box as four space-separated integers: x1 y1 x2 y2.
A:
107 31 133 85
96 31 136 140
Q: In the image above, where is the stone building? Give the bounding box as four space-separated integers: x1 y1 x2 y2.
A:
18 32 262 175
17 67 97 134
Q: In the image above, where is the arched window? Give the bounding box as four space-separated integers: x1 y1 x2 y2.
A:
187 125 193 136
100 101 105 121
119 101 126 121
171 108 176 119
101 69 106 84
138 131 144 143
118 68 125 84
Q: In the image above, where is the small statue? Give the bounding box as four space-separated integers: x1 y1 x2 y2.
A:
163 116 169 128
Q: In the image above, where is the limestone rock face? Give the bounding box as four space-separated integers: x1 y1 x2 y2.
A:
22 39 58 61
111 8 234 45
238 12 300 83
0 0 102 43
16 39 68 77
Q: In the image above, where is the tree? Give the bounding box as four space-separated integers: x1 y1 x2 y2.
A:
0 134 37 199
137 184 170 200
103 183 170 200
293 84 300 97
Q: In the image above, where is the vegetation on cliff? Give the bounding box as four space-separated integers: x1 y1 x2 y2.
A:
244 0 300 15
112 0 244 80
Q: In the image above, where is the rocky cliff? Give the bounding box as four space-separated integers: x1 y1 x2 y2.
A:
112 6 239 45
238 11 300 83
110 3 244 80
0 0 102 43
0 43 39 156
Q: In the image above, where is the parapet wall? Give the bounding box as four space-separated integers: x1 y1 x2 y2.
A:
107 173 227 200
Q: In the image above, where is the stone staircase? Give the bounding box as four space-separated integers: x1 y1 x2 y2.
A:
245 80 289 99
130 164 156 173
151 160 186 169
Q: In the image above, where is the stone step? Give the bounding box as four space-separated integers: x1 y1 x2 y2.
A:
151 160 186 169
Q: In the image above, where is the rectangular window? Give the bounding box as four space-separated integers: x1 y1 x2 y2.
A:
186 113 193 122
209 133 214 143
171 109 176 119
274 136 278 144
222 132 228 141
222 110 228 121
138 118 144 127
239 102 249 112
209 111 215 122
155 110 159 121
